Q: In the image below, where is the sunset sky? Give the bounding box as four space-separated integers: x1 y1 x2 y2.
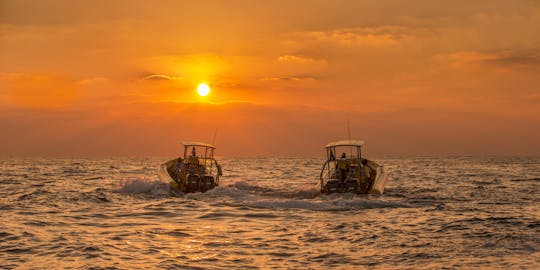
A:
1 0 539 157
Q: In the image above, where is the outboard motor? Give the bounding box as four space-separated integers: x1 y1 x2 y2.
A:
325 179 341 193
186 174 200 193
200 176 215 192
344 178 359 193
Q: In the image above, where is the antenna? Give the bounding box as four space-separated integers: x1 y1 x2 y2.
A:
347 120 352 143
206 128 218 173
347 120 352 157
212 128 218 145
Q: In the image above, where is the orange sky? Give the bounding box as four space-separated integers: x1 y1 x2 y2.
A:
1 0 539 156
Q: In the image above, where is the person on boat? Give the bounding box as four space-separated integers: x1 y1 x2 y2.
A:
337 153 348 180
188 147 199 167
359 159 371 192
173 157 184 181
361 159 371 180
329 150 336 161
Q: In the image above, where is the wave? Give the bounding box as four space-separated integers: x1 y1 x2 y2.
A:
241 197 411 211
112 179 409 211
221 181 320 199
510 177 540 182
188 181 410 211
113 178 174 197
16 189 52 201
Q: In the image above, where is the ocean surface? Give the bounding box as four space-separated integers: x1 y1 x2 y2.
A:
0 157 538 269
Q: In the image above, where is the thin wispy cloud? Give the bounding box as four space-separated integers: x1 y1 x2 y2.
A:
261 76 318 82
142 74 183 81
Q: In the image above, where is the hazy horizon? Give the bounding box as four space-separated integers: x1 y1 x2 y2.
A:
2 153 539 159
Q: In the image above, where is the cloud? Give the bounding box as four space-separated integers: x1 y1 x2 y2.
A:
1 100 538 156
297 26 410 47
261 76 318 81
277 54 323 63
0 72 26 81
142 74 183 81
0 73 77 108
77 77 109 85
435 50 540 71
482 51 540 67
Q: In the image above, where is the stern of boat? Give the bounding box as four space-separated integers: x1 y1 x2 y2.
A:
367 160 389 195
158 159 181 190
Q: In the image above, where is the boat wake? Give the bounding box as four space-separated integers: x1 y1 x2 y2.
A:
113 179 409 211
190 180 410 211
226 181 320 199
114 178 176 197
241 197 411 211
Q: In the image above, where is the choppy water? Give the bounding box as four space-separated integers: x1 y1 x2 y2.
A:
1 157 539 269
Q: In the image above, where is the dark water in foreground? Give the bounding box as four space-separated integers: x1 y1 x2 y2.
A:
0 157 539 269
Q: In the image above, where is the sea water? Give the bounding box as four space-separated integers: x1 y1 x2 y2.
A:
0 157 538 269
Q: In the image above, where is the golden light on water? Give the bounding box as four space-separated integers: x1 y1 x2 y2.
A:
197 83 210 96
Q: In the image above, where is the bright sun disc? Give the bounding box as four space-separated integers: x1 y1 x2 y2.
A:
197 83 210 96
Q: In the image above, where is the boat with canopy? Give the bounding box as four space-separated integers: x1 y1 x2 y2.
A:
158 142 222 193
319 140 388 194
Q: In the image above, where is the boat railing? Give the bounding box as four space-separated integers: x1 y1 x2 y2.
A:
320 160 336 186
320 161 329 179
324 168 335 179
187 157 218 176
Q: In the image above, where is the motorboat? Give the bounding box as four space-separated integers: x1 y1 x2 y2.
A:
158 142 222 193
319 140 388 194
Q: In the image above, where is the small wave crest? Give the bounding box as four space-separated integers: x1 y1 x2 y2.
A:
114 178 174 197
113 179 407 211
189 181 409 211
511 177 540 182
244 197 411 211
221 181 320 199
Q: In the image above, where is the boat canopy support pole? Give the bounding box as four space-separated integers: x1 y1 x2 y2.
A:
209 148 214 175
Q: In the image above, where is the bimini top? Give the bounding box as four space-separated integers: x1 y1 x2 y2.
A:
182 141 216 149
325 140 365 148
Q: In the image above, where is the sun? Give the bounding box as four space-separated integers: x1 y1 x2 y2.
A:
197 83 210 96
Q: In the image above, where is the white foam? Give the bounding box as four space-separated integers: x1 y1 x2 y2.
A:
186 181 408 211
243 197 410 211
113 178 405 211
222 180 320 199
114 178 173 196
